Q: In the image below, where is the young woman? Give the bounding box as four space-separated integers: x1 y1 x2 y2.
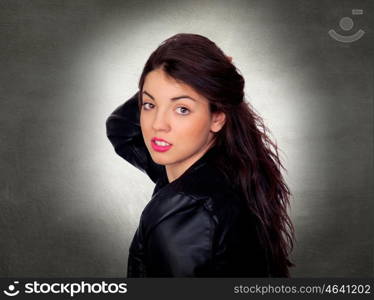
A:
106 33 295 277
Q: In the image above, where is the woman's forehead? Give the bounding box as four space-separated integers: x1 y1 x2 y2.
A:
143 69 207 104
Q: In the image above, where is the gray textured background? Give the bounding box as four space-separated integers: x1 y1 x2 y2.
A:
0 0 372 277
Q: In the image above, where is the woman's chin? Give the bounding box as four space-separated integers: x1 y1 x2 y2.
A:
150 152 173 166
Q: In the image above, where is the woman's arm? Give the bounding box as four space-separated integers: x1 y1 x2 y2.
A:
105 92 164 183
145 196 269 277
145 200 216 277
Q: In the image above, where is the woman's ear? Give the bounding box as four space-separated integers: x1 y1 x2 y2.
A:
210 112 226 133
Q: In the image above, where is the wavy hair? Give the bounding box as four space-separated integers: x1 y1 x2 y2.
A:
137 33 295 277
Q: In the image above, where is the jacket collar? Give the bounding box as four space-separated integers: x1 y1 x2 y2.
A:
144 146 223 238
153 146 220 195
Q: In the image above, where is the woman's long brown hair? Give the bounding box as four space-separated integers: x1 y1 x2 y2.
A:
137 33 295 277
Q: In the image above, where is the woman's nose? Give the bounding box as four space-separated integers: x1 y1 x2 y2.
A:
152 110 170 131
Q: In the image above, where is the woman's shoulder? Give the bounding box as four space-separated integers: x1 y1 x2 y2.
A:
141 161 244 232
180 161 242 203
167 161 247 225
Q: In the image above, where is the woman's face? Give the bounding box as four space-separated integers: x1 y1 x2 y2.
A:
140 68 225 181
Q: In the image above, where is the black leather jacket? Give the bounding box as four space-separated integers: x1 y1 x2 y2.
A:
106 92 270 277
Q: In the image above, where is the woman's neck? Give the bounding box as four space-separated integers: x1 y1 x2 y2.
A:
165 143 214 183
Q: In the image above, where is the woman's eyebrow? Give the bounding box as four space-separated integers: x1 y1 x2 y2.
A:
142 90 196 102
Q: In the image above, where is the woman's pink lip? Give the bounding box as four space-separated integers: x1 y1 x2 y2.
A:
151 139 173 152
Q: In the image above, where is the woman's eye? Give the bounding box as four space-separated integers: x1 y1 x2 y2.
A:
176 106 190 115
142 102 154 110
142 103 189 115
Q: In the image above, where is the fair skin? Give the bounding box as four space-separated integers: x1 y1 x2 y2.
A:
140 68 226 183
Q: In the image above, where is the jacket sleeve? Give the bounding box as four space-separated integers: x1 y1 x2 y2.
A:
145 199 217 277
146 196 270 277
210 209 271 277
105 91 164 183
